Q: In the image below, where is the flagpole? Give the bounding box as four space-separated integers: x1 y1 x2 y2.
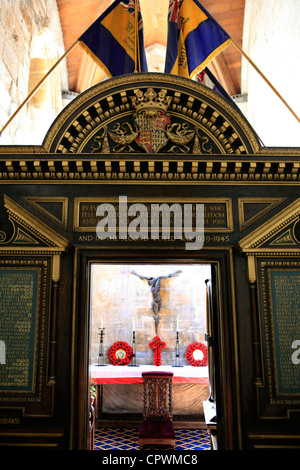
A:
134 0 138 72
0 40 79 136
231 38 300 125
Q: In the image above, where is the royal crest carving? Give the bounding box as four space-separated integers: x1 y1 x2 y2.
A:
106 88 174 153
131 88 172 153
89 87 214 154
44 74 260 155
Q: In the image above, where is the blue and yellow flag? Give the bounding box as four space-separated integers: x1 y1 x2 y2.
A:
164 0 231 79
79 0 148 78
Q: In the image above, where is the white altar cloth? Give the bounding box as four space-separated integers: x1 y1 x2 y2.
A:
91 364 209 384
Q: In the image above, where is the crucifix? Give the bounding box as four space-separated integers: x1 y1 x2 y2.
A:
131 269 181 334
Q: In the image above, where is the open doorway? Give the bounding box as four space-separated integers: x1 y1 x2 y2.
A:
88 262 215 450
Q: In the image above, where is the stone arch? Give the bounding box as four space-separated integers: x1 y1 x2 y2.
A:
43 73 261 155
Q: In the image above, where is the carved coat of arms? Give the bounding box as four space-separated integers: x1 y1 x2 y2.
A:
131 88 172 153
92 88 212 155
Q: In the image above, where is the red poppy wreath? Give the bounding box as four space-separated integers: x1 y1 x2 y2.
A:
108 341 133 366
185 342 208 367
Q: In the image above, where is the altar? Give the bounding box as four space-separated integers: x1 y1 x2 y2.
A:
91 365 209 419
91 364 209 384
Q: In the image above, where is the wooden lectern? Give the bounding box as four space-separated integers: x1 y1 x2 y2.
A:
138 371 175 448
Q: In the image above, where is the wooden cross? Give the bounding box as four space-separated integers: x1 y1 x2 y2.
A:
149 336 166 366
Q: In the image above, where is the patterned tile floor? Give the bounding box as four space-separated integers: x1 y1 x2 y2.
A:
94 428 211 451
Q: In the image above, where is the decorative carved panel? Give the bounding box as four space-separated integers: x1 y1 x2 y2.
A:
239 199 300 255
0 196 69 424
44 73 260 155
239 201 300 420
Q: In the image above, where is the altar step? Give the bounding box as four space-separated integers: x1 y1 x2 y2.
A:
94 427 211 451
96 418 207 429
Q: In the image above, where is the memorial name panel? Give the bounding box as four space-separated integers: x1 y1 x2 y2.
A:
0 268 39 393
269 270 300 396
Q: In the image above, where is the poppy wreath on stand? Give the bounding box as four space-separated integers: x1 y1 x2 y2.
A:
185 342 208 367
108 341 133 366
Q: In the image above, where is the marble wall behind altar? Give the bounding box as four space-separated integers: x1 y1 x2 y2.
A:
90 263 211 366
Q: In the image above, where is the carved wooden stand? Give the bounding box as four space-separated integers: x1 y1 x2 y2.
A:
138 371 175 448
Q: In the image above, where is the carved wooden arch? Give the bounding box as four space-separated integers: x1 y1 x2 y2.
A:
43 73 260 155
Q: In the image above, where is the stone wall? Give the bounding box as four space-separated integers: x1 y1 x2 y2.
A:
0 0 68 144
90 263 211 366
242 0 300 146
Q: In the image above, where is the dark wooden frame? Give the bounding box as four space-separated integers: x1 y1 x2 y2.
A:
72 247 240 450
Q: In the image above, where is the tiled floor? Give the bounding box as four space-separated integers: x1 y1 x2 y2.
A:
94 427 211 451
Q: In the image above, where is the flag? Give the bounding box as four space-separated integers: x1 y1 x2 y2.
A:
79 0 148 78
198 67 238 108
164 0 231 79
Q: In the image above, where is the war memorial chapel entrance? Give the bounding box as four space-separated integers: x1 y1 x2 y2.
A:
79 253 226 450
67 73 256 449
1 73 300 450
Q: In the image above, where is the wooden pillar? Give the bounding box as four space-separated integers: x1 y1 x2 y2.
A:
247 256 262 386
49 254 60 385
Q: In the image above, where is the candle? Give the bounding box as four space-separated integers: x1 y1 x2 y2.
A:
176 316 179 331
132 316 135 331
100 316 103 329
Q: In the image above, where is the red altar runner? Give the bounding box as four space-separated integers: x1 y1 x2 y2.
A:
91 364 209 385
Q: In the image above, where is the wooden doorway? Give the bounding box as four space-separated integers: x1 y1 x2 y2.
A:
73 248 240 450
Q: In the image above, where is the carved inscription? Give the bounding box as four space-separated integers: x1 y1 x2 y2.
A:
0 269 39 392
75 199 232 237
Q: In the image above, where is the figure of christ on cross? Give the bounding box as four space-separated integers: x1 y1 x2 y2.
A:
131 269 182 334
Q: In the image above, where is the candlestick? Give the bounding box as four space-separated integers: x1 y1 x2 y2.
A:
96 327 106 366
128 330 139 367
173 330 183 367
